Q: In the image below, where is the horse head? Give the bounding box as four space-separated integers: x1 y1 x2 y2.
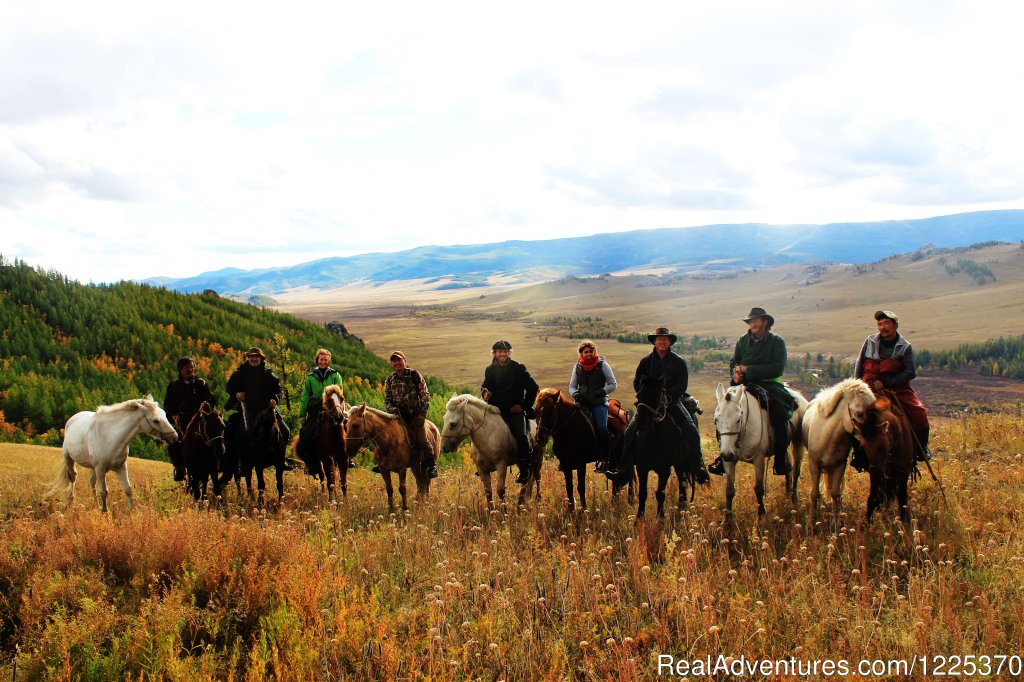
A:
441 394 481 453
714 384 748 462
851 397 896 475
634 374 668 430
248 405 282 449
138 399 179 444
322 386 347 426
533 388 563 447
343 403 371 457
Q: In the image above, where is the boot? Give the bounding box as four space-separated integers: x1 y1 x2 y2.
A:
515 458 531 484
371 464 381 473
914 428 932 462
772 450 791 476
708 456 725 476
694 455 710 485
422 453 439 479
173 466 185 482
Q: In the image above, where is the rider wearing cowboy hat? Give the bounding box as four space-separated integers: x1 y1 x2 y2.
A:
709 307 797 477
606 327 709 484
226 347 292 459
481 340 539 485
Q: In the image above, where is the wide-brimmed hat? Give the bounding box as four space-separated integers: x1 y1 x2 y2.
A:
245 347 266 359
647 327 678 344
389 350 406 361
492 340 513 351
742 307 775 327
874 310 899 324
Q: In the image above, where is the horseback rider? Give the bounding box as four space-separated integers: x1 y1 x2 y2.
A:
709 307 797 477
481 340 539 485
568 340 618 472
163 356 216 482
853 310 931 467
384 350 438 478
226 347 292 462
607 327 709 483
297 348 352 470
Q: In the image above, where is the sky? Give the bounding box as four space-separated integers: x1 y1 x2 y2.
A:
2 1 1024 283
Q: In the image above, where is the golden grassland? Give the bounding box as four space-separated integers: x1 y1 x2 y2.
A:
2 413 1023 680
274 243 1024 389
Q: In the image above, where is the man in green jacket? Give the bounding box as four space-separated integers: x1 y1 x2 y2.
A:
297 348 348 467
709 307 797 477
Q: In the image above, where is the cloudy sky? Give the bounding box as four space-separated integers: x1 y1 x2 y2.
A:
2 1 1023 283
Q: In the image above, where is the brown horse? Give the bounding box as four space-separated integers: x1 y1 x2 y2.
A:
851 396 917 522
181 401 227 502
301 385 348 501
344 403 439 512
534 389 632 511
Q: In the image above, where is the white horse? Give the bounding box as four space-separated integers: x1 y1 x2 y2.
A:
48 396 178 512
801 378 878 525
713 384 808 516
440 394 540 509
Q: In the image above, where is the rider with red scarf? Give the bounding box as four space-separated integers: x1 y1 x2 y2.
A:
854 310 931 465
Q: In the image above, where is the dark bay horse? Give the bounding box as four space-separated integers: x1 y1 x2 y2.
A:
181 401 227 502
301 385 348 501
624 375 694 519
534 389 632 511
852 396 917 522
238 404 288 505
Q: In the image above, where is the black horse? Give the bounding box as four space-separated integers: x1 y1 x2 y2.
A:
180 401 228 502
619 375 699 519
231 404 288 505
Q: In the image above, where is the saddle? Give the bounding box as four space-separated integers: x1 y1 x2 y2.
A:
577 398 631 437
745 384 771 412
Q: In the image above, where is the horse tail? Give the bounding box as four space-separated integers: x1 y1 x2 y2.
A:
45 450 75 501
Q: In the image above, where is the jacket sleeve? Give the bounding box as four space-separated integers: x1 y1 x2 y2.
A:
415 370 430 416
730 338 743 373
163 381 176 415
602 361 617 396
854 339 869 379
883 345 917 388
384 374 396 411
268 371 282 403
568 366 580 398
632 356 647 393
299 375 312 418
744 336 787 381
198 378 216 408
665 356 688 399
521 365 539 409
481 365 493 399
226 367 242 395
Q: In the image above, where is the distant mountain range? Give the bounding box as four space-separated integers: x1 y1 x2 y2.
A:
147 210 1024 295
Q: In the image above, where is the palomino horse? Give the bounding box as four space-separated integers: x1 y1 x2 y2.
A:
48 397 178 512
300 385 348 501
440 394 541 510
534 389 632 511
238 404 288 505
801 378 878 525
713 384 808 516
344 403 439 512
621 375 695 519
181 401 228 502
852 396 917 522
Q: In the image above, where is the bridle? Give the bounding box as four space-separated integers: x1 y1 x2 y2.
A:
635 388 669 424
345 403 383 452
185 402 225 452
717 389 767 458
535 395 585 443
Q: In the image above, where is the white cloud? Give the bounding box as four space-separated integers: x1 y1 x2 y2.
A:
2 0 1023 282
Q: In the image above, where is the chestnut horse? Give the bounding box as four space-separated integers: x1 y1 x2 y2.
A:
181 401 228 502
852 396 917 522
300 385 348 501
534 388 632 511
344 403 439 511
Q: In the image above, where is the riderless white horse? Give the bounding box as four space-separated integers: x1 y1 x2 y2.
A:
713 384 808 516
48 396 178 512
800 378 878 525
440 394 540 509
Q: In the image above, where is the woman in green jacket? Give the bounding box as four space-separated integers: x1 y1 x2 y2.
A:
298 348 346 465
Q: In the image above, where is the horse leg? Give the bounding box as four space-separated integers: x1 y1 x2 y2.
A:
255 466 266 507
577 466 587 510
115 464 134 511
275 464 284 504
635 468 648 521
94 466 109 513
495 464 507 507
754 455 767 517
897 475 910 522
479 469 494 512
724 461 737 515
397 468 408 512
789 439 802 505
383 470 396 512
655 470 668 518
325 456 337 503
808 459 823 527
828 465 847 524
563 471 575 511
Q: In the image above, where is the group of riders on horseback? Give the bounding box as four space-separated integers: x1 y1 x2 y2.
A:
161 306 931 487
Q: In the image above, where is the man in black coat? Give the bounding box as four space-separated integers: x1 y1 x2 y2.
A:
226 347 291 446
164 356 216 481
606 327 708 483
481 340 539 484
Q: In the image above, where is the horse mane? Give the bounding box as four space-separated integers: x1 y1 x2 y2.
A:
445 393 503 417
322 384 345 408
535 388 564 408
813 378 874 418
96 397 158 414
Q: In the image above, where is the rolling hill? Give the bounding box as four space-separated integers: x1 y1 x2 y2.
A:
147 210 1024 295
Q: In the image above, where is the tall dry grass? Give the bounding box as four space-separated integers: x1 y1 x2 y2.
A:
1 414 1022 680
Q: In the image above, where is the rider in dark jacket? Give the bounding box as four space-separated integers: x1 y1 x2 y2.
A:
481 340 539 485
226 347 291 457
164 356 216 481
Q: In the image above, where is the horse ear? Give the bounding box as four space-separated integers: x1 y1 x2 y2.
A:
881 421 891 434
144 394 154 402
716 383 725 402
